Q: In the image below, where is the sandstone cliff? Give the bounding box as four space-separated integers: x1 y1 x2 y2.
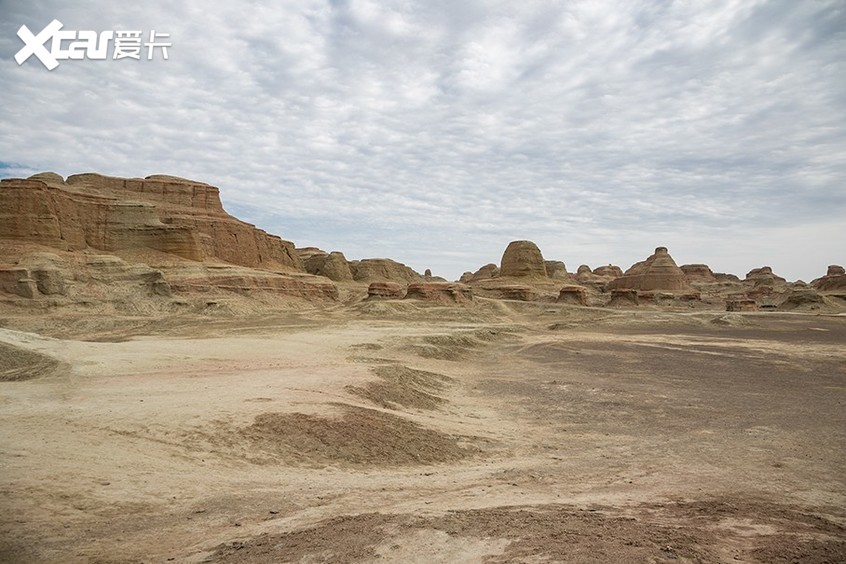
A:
0 173 302 271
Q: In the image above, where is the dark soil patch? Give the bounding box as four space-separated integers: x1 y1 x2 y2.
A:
346 365 453 410
0 342 64 381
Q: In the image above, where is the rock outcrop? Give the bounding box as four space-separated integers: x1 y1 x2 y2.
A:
744 266 786 285
460 264 499 283
500 241 547 278
350 259 423 284
544 260 568 280
681 264 717 282
367 281 405 300
593 265 623 279
608 247 695 295
404 283 473 304
0 173 302 271
302 250 353 282
557 285 588 306
608 289 639 307
812 265 846 292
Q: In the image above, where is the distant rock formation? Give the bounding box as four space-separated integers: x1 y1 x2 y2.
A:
608 247 695 294
608 289 639 307
0 172 301 271
812 265 846 292
778 287 825 311
404 282 473 304
557 285 587 306
350 258 423 284
544 260 568 280
500 241 547 278
460 263 499 283
681 264 717 282
593 265 623 279
726 296 757 312
302 250 353 282
366 281 405 300
744 266 786 285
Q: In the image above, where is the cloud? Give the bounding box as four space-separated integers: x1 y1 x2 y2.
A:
1 0 844 281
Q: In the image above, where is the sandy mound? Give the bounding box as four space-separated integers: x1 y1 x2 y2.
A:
407 328 513 361
217 404 474 467
347 365 454 410
0 341 64 381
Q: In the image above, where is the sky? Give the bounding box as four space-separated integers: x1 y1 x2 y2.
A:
1 0 844 282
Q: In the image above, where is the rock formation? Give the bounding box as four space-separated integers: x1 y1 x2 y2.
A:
460 264 499 283
557 285 588 306
608 247 695 295
0 172 302 271
500 241 547 278
608 289 639 307
726 296 757 312
366 281 405 300
404 282 473 304
744 266 786 285
812 265 846 292
593 265 623 279
778 287 826 311
544 261 568 280
302 250 353 282
349 259 423 284
681 264 717 283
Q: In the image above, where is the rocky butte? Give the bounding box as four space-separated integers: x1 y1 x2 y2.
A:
0 172 844 314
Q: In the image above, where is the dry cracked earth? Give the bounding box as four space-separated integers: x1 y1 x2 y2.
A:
0 304 844 563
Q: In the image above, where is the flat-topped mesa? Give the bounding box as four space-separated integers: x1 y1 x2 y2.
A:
681 264 717 282
349 258 424 284
0 173 301 271
500 240 547 278
608 247 696 294
66 173 225 212
744 266 786 285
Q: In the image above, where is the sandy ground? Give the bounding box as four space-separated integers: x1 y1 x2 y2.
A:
0 303 844 563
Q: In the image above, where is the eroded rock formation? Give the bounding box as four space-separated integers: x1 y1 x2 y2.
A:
608 247 695 295
404 282 473 304
812 265 846 292
367 281 405 300
350 259 423 284
500 241 547 278
0 173 301 271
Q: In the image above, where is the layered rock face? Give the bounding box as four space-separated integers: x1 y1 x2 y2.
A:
367 281 405 300
557 285 587 306
744 266 786 285
593 265 623 279
500 241 547 278
544 260 568 280
681 264 717 282
812 265 846 291
460 264 499 283
0 173 301 271
350 259 423 284
608 247 695 294
301 250 353 282
404 283 473 304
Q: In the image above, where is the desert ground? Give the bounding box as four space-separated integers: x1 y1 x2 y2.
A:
1 302 844 563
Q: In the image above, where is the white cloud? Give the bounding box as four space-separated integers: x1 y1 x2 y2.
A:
1 0 844 281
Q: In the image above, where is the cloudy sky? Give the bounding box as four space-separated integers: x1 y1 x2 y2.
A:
1 0 844 281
